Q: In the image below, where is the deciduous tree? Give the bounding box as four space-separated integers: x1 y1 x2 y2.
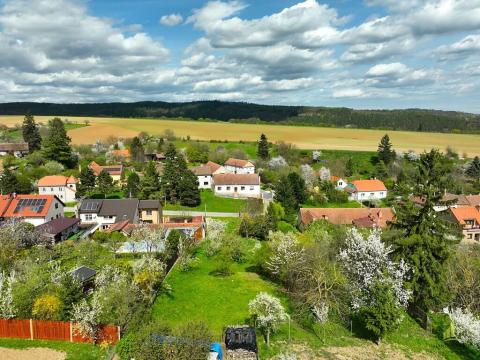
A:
249 292 287 346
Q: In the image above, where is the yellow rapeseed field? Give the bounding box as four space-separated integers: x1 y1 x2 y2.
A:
1 115 479 156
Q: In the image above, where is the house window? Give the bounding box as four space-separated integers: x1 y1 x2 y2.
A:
370 193 374 196
51 188 54 191
59 187 63 191
380 192 384 196
468 234 472 239
146 210 152 216
55 203 59 209
361 193 365 197
85 214 93 221
60 195 63 199
226 186 231 191
250 186 254 191
43 187 46 191
241 186 245 190
217 186 222 191
204 182 208 185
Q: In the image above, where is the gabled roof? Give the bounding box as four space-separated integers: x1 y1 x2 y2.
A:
1 194 62 218
350 179 387 192
71 266 96 283
449 206 480 225
110 149 130 157
98 199 139 222
139 200 161 210
224 158 254 168
0 143 29 152
465 195 480 207
36 217 80 235
213 173 260 186
88 161 123 176
38 175 78 187
206 161 222 173
299 207 394 228
191 165 213 176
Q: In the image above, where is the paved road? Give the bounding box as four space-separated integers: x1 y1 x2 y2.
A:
163 210 241 218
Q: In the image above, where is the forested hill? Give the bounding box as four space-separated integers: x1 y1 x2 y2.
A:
1 101 479 133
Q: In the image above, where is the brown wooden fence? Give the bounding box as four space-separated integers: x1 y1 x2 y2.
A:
0 319 120 344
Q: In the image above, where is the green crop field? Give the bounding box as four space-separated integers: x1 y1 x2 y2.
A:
1 115 479 156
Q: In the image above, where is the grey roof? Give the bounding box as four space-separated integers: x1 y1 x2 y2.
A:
98 199 139 222
71 266 96 283
78 199 104 213
0 143 29 152
139 200 161 210
36 217 80 235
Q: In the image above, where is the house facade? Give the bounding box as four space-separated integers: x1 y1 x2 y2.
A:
0 194 64 226
0 143 29 157
448 206 480 243
191 161 226 189
36 217 80 244
224 158 255 174
346 179 387 201
331 176 347 190
38 175 78 203
138 200 162 224
213 173 261 198
88 161 123 182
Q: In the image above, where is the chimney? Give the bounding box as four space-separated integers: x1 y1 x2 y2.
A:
12 192 16 198
377 210 382 219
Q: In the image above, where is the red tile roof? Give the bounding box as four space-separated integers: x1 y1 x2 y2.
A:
213 173 260 186
38 175 78 187
88 161 123 176
449 206 480 225
299 207 394 228
0 194 61 218
351 179 387 192
206 161 222 173
191 165 213 176
225 158 253 168
110 149 130 157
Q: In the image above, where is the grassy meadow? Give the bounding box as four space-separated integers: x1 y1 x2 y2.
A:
1 115 479 156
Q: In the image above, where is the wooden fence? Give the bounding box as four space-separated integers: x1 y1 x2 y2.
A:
0 319 120 344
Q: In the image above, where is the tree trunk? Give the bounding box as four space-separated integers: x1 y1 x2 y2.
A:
266 329 270 347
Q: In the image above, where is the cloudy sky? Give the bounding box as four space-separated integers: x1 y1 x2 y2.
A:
0 0 479 112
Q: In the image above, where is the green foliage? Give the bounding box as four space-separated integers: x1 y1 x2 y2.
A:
374 160 389 180
77 166 96 197
96 169 114 195
178 169 201 207
239 214 276 240
22 113 42 152
345 157 354 177
377 134 396 165
466 156 480 180
141 161 161 199
288 172 307 205
42 118 76 168
359 280 403 342
126 172 141 198
130 136 144 162
186 142 209 163
274 175 297 214
0 168 19 194
257 133 270 160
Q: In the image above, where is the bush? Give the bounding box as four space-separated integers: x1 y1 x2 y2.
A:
277 221 296 233
179 255 198 272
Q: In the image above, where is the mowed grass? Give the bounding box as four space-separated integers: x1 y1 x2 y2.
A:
164 190 247 213
0 338 106 360
1 115 479 156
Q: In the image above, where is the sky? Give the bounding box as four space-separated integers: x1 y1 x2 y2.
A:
0 0 479 112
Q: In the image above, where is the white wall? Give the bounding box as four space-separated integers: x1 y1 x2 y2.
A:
224 165 255 174
349 190 387 201
335 179 347 190
197 175 212 189
214 184 261 198
22 198 64 226
39 184 76 203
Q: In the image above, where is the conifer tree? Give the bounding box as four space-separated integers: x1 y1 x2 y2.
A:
22 113 42 152
377 134 395 165
178 170 201 206
161 144 180 203
345 157 354 177
42 118 75 167
96 170 113 196
130 136 144 162
257 133 269 160
0 168 18 194
274 175 297 214
374 160 389 180
77 166 96 197
466 156 480 180
126 172 141 198
287 172 307 206
141 161 161 199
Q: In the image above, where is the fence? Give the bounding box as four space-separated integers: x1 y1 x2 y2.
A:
0 319 120 344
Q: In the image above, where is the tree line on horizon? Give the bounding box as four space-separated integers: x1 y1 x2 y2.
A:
1 101 479 134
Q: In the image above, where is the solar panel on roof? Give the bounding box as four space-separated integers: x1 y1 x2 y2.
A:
37 206 44 213
39 199 46 206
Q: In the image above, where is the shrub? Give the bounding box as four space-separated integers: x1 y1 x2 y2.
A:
32 293 62 320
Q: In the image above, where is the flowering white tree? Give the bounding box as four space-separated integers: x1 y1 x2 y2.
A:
0 272 16 319
131 225 167 253
312 150 322 162
94 265 124 290
338 228 410 310
206 218 226 240
319 167 331 181
447 308 480 349
300 164 316 190
133 256 166 300
71 295 103 341
249 292 287 346
266 232 304 287
268 156 288 169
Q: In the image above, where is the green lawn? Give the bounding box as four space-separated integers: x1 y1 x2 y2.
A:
164 190 247 213
174 139 258 159
0 338 106 360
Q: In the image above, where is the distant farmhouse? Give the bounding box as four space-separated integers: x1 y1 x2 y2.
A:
224 158 255 174
0 194 64 226
191 161 227 189
346 179 387 201
38 175 78 203
0 142 29 157
447 206 480 243
213 173 261 199
88 161 123 182
36 217 80 244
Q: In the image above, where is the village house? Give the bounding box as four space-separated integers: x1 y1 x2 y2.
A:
0 194 64 226
346 179 388 201
36 217 80 244
331 176 347 190
38 175 78 203
191 161 227 189
298 207 394 230
0 142 29 157
224 158 255 174
213 173 261 198
88 161 124 182
145 152 166 162
108 149 131 162
77 198 162 230
447 206 480 243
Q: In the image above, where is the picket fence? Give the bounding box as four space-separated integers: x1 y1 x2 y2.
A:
0 319 120 344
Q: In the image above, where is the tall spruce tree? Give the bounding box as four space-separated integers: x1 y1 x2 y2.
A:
126 172 141 198
287 172 307 206
141 161 161 199
77 166 96 197
274 175 297 214
392 149 457 311
22 113 42 152
97 170 113 196
377 134 395 165
42 118 75 167
466 156 480 180
130 136 145 162
161 144 180 203
0 168 18 194
257 133 269 160
345 157 354 177
178 170 201 206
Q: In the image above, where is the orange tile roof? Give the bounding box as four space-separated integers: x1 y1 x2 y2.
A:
2 194 60 218
0 195 13 216
110 149 130 157
213 173 260 186
351 179 387 192
206 161 222 173
88 161 103 176
38 175 78 187
225 158 253 168
88 161 123 176
449 206 480 225
299 207 394 228
466 195 480 207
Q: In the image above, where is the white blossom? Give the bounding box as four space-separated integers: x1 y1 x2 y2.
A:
0 272 16 319
312 150 322 162
206 218 226 240
312 303 329 324
319 167 331 181
94 265 125 290
71 295 103 340
448 308 480 349
338 228 411 310
131 225 167 253
266 232 304 279
268 156 288 169
249 292 287 345
300 164 316 189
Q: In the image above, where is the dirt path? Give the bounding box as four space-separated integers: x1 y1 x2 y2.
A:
0 347 66 360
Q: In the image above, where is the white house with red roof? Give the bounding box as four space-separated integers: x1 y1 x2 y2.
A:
224 158 255 174
191 161 227 189
0 194 64 226
213 173 261 198
448 206 480 243
331 176 347 190
38 175 78 203
346 179 388 201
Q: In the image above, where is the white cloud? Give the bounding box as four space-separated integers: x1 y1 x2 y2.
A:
160 13 183 26
332 88 365 98
436 33 480 58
